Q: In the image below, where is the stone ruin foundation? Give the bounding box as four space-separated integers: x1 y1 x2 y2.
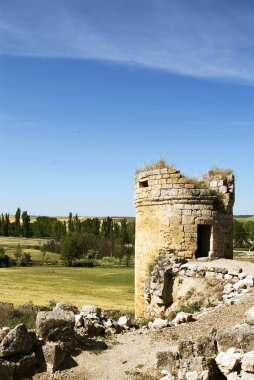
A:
134 164 235 318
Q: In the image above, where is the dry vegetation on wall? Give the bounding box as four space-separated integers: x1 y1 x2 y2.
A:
136 160 233 186
136 159 176 173
207 167 234 178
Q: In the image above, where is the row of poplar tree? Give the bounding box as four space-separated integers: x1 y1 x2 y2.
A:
0 208 65 239
0 208 135 266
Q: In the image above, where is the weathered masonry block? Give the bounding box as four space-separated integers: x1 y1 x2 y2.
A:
134 165 234 318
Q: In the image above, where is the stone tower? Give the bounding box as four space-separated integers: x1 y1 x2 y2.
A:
134 164 234 317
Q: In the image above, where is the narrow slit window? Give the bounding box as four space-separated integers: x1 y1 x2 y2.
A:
139 180 148 188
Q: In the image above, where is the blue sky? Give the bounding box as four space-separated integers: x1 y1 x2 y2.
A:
0 0 253 216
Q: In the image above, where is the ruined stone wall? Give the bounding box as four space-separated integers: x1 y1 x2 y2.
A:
134 166 234 318
144 253 252 318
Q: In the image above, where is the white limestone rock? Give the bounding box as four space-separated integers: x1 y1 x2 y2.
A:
117 315 132 328
241 371 254 379
53 302 78 314
238 272 247 280
78 305 101 318
215 347 242 375
243 276 254 287
233 280 247 292
228 267 242 276
160 369 175 380
42 341 67 373
245 307 254 325
242 350 254 373
0 324 33 359
227 373 241 380
36 310 75 342
75 314 84 328
223 283 234 294
185 370 209 380
172 312 194 325
149 318 169 329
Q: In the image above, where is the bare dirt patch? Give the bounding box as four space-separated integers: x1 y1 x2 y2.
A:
30 259 254 379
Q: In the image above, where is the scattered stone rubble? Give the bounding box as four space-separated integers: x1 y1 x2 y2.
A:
2 296 254 379
0 302 137 379
156 306 254 380
1 257 254 379
145 254 254 318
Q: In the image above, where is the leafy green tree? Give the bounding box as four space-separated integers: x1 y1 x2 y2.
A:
32 216 62 238
81 218 100 235
119 218 135 266
120 218 129 245
22 211 31 237
233 220 247 247
15 251 32 266
60 232 82 266
244 221 254 250
14 207 21 236
14 244 22 261
2 214 10 236
101 217 113 238
0 247 10 267
0 215 3 236
73 214 80 232
51 220 66 240
68 212 74 233
127 221 135 245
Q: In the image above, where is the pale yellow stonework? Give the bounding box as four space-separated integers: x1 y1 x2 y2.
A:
134 166 235 318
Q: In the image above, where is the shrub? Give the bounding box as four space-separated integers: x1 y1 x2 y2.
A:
182 302 201 314
0 248 11 267
15 252 32 267
0 303 36 329
72 259 95 267
96 256 121 267
87 249 101 260
48 299 56 308
40 240 61 253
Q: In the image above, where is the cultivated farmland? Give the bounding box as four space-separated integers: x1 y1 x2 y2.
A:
0 266 134 311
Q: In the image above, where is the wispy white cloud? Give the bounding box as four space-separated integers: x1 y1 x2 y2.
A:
0 113 34 128
0 0 254 82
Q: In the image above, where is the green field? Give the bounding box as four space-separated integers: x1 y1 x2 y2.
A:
0 266 134 312
234 250 254 263
0 236 49 247
0 236 60 263
6 248 61 263
234 216 254 223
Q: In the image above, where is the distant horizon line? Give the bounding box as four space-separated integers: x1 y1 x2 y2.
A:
5 214 254 219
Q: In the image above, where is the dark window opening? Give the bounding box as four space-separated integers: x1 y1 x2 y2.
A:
139 180 148 188
195 225 211 258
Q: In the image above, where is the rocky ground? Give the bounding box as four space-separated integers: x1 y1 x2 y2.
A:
33 259 254 380
2 258 254 380
32 292 254 379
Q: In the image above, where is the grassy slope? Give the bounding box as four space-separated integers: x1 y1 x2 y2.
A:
0 236 49 247
0 236 60 263
0 266 134 312
6 248 60 263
